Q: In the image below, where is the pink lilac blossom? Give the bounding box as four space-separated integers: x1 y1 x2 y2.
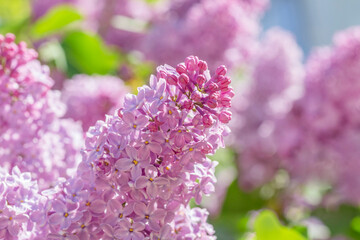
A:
0 33 83 188
276 27 360 203
231 28 304 189
37 56 233 239
0 167 46 240
61 75 129 131
142 0 266 70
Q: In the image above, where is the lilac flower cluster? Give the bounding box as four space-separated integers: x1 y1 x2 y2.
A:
232 26 360 205
62 75 129 131
38 56 233 239
278 27 360 203
0 167 44 240
231 28 304 189
0 33 83 188
143 0 267 70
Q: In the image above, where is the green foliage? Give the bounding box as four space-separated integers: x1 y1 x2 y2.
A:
254 210 307 240
62 31 120 75
313 205 360 239
221 180 267 214
31 5 82 39
0 0 31 36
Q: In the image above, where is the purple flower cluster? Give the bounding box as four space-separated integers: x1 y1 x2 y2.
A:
232 26 360 204
231 28 304 189
0 34 83 188
62 75 129 131
278 27 360 203
0 167 44 240
38 56 233 239
142 0 267 70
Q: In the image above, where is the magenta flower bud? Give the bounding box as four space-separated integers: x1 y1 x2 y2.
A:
216 65 227 76
5 33 15 43
185 55 199 71
202 115 213 128
182 100 193 110
176 63 187 74
191 91 202 102
179 73 190 86
220 95 232 107
166 74 178 85
205 82 219 93
196 74 206 86
198 60 208 72
158 70 167 79
192 114 202 126
219 76 231 89
221 86 235 97
206 98 218 109
218 110 232 123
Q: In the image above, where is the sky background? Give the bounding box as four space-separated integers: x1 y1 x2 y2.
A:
263 0 360 56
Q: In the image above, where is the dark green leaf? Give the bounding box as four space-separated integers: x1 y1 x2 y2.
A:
221 179 267 214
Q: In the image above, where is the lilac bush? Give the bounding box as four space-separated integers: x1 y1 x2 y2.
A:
0 34 83 189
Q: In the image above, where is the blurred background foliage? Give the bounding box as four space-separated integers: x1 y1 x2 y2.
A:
2 0 360 239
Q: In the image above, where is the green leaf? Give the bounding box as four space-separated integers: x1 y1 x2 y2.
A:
31 5 82 38
210 214 250 240
221 179 267 215
62 31 120 75
0 0 31 35
254 210 307 240
313 205 360 239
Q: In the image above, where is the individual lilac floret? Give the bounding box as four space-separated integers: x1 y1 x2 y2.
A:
0 33 83 188
0 167 47 240
142 0 265 70
62 75 129 131
41 56 233 238
230 28 304 189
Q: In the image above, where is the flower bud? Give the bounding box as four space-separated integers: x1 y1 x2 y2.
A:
206 97 217 109
191 91 202 102
198 60 208 72
205 82 219 93
202 115 213 128
219 76 231 89
182 100 193 110
196 74 206 86
215 65 227 76
166 74 178 85
218 110 232 123
192 114 202 126
185 56 199 71
176 63 187 74
179 73 190 86
220 95 231 107
221 86 235 97
5 33 15 43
